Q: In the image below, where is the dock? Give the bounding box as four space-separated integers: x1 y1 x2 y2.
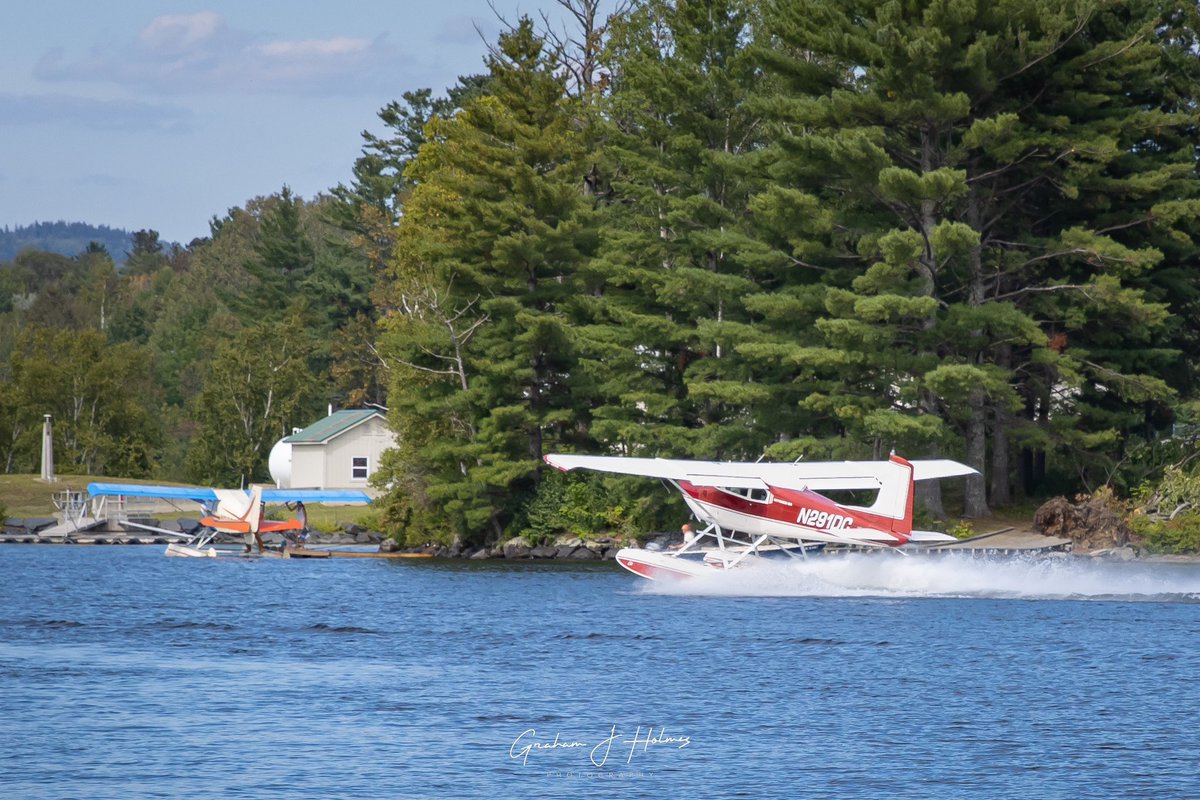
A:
921 527 1073 555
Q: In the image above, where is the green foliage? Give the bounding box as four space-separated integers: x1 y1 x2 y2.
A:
376 17 598 543
1130 512 1200 555
5 0 1200 552
1 325 162 476
948 520 976 540
516 472 627 544
185 313 320 485
1126 460 1200 553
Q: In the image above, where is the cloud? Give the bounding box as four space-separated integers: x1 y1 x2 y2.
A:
138 11 225 51
0 92 193 133
34 11 410 97
435 16 493 47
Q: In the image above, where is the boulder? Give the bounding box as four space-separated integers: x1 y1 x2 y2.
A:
555 544 578 559
568 546 599 560
341 522 366 537
468 547 491 560
1092 545 1137 561
553 535 584 549
502 537 532 559
530 545 558 559
378 538 400 553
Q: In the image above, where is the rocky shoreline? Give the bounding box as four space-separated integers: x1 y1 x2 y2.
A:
5 502 1199 562
382 533 632 561
1 516 388 547
0 516 644 560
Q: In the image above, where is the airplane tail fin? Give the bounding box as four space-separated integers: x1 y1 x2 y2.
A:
246 485 263 533
861 455 914 537
891 455 914 537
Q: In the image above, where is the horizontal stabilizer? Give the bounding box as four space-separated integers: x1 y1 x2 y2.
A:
910 460 979 480
908 530 958 543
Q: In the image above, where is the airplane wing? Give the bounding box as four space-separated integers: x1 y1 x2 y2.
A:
87 483 371 504
544 454 976 491
262 489 371 504
87 483 218 501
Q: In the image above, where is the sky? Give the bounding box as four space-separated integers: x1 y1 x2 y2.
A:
1 1 566 244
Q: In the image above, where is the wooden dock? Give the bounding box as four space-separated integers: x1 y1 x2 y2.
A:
920 527 1073 554
281 547 435 558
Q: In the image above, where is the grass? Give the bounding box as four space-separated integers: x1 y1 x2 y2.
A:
0 474 193 517
0 474 376 531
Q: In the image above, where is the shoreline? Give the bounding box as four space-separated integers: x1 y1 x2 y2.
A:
5 515 1199 563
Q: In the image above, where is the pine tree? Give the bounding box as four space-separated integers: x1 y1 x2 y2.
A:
579 0 774 464
748 0 1199 514
241 186 316 316
376 19 597 542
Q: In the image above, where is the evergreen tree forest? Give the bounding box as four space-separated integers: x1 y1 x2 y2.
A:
3 0 1200 548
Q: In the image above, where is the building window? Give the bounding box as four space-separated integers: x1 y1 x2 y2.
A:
352 456 368 480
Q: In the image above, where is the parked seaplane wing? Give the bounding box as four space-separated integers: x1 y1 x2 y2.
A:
86 483 372 504
87 483 219 502
543 454 974 492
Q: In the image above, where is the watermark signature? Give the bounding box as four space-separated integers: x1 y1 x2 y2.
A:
510 725 690 769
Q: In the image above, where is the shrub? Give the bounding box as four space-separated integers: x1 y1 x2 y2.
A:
517 472 629 544
1129 510 1200 554
1129 464 1200 553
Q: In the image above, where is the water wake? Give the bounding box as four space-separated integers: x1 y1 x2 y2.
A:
644 553 1200 602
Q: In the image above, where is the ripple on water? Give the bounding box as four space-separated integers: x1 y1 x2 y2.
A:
1 546 1199 800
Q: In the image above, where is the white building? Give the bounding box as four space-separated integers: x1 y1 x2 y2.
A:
269 409 395 494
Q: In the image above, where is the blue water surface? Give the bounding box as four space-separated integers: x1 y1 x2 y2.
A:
1 545 1198 799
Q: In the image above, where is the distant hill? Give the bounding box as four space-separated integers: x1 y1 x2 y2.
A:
0 221 135 265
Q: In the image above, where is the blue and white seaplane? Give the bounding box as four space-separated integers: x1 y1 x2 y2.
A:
85 483 371 558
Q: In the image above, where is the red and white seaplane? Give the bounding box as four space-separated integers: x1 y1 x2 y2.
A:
543 453 977 580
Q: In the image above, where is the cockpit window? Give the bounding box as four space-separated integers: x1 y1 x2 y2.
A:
719 486 771 504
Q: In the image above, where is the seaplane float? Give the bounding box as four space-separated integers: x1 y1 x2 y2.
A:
85 482 371 558
543 453 977 580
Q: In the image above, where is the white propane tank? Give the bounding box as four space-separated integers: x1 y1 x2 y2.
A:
268 438 293 488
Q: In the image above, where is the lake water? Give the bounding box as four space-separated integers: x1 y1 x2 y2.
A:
1 545 1199 799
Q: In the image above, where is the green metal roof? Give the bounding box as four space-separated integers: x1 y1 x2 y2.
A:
283 409 382 444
